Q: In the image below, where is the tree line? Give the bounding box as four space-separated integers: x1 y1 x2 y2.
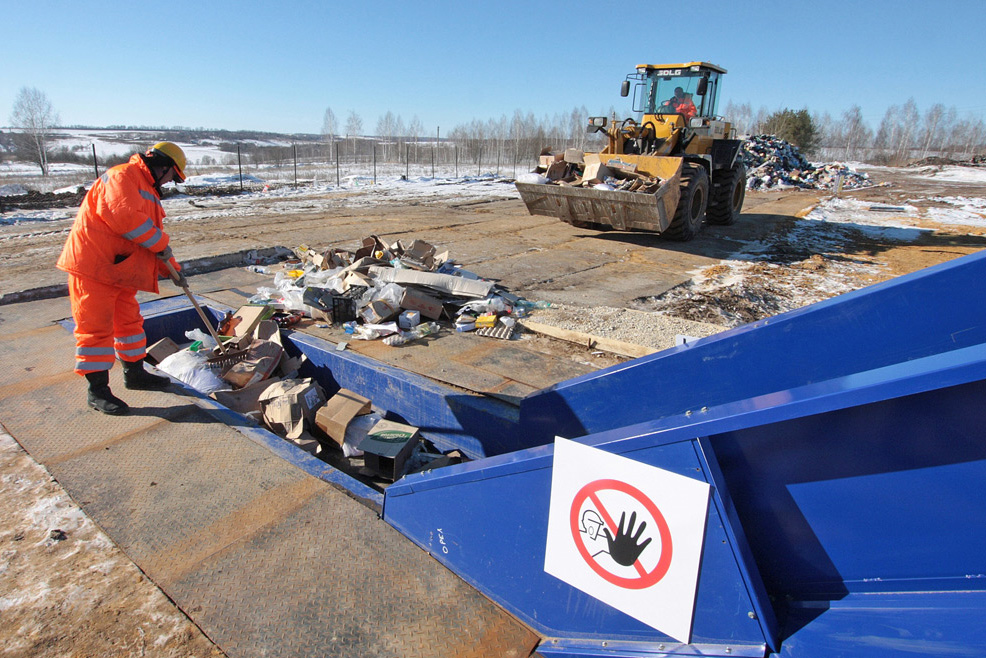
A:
5 85 985 177
725 100 986 165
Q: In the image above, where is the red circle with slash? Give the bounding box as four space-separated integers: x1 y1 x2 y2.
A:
570 478 673 589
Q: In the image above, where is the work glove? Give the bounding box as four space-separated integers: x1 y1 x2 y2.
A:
156 246 187 288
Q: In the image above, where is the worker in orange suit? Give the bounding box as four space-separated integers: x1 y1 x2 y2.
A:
57 142 188 415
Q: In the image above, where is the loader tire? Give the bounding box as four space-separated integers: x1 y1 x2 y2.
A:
707 163 747 226
665 164 709 241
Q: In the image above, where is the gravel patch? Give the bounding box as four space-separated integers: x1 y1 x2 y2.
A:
530 303 727 351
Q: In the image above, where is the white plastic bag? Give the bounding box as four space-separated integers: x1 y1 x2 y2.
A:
185 328 218 351
157 350 229 394
341 413 382 458
517 172 549 184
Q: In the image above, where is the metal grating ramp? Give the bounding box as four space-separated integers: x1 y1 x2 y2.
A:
0 304 539 658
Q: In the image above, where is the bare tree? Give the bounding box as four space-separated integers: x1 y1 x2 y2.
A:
345 110 363 159
321 107 337 155
10 86 59 176
376 111 397 160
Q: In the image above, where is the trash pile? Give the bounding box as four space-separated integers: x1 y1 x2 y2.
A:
140 234 552 483
246 235 548 343
741 135 872 191
145 300 468 484
519 148 665 193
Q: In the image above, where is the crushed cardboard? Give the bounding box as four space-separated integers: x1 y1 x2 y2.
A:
314 389 372 447
259 378 327 440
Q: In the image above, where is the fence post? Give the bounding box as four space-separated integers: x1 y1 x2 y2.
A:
406 144 410 180
293 144 298 186
373 144 377 184
237 144 243 191
455 146 458 178
434 127 439 178
477 146 482 177
336 141 340 186
496 144 501 176
91 144 99 179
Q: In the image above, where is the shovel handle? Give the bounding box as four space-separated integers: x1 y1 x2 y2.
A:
165 260 228 355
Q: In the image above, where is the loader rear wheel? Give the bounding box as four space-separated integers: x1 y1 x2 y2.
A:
665 164 709 241
707 163 747 226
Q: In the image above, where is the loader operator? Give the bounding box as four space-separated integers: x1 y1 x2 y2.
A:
662 87 696 120
56 142 188 415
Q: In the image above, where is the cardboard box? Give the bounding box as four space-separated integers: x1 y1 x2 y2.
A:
582 162 613 184
359 299 398 324
399 239 436 271
399 310 421 329
228 304 274 340
359 419 420 481
564 148 585 164
315 389 372 447
544 161 569 181
211 378 281 414
221 339 283 388
259 378 327 440
369 267 494 299
399 288 443 320
146 337 180 365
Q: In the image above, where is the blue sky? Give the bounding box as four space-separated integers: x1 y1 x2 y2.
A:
2 0 984 135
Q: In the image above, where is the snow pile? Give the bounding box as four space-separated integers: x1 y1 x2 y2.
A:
741 135 871 191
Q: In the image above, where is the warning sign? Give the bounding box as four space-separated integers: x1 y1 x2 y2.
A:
544 437 711 644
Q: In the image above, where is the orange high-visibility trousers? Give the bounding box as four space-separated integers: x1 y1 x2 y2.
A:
69 274 147 375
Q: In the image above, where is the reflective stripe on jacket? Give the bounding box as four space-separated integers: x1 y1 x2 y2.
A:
57 154 170 293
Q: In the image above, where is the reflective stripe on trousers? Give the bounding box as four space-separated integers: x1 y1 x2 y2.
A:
69 274 146 374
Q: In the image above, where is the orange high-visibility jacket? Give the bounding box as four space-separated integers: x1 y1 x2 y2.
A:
57 154 172 293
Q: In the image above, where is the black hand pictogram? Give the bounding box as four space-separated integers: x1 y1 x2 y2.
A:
603 511 652 567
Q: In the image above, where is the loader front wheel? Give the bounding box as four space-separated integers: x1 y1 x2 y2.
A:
665 164 709 241
707 163 747 226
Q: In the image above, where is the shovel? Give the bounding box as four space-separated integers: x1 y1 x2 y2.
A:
165 260 229 356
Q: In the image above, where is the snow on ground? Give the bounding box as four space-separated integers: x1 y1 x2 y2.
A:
637 193 980 327
912 165 986 184
923 197 986 226
0 172 520 227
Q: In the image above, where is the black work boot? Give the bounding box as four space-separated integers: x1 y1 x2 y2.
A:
122 358 171 390
85 371 130 415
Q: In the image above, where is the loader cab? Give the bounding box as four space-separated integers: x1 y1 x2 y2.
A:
625 62 726 120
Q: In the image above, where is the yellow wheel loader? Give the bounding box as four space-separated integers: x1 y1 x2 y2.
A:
515 62 747 241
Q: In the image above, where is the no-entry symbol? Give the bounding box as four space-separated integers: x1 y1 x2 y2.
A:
544 437 711 644
570 478 673 589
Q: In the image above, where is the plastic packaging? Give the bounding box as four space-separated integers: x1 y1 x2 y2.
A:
341 413 382 458
185 328 218 351
383 333 408 346
517 172 550 185
352 322 399 341
156 350 229 394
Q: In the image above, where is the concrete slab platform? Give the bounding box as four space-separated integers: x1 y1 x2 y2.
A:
0 291 541 658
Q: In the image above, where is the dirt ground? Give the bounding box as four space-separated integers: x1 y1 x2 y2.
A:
1 164 984 657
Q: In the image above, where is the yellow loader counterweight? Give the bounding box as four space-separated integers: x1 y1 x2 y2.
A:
515 62 747 241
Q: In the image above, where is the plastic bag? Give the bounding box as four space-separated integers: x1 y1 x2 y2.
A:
157 350 229 394
185 328 218 351
373 282 405 308
517 172 550 184
341 412 382 458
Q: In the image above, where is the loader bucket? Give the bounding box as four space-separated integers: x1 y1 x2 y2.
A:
515 157 682 233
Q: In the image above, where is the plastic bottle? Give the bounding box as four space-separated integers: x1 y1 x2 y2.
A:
343 321 357 334
383 333 408 346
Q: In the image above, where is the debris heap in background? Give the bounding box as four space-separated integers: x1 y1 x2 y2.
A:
741 135 872 191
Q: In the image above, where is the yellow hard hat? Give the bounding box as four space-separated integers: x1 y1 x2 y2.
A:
149 141 187 182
